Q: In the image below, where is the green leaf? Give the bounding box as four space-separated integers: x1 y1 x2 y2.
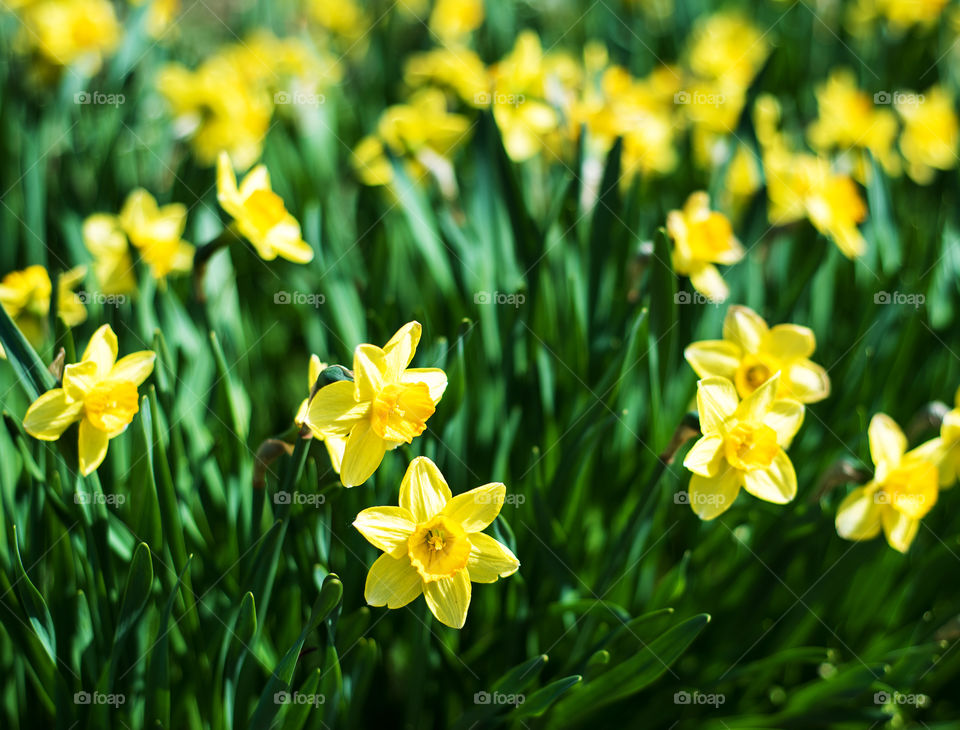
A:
0 303 54 400
10 525 57 666
513 675 582 719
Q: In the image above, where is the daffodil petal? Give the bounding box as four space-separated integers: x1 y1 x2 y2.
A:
466 532 520 583
688 263 728 302
353 344 388 402
82 324 118 376
353 506 417 557
400 456 453 522
364 553 423 609
696 377 739 433
684 340 741 380
737 372 780 423
23 389 83 440
869 413 906 470
723 305 768 354
423 569 471 628
305 381 369 438
62 360 99 402
339 420 387 487
742 449 796 504
267 223 314 263
238 164 271 199
401 368 448 403
216 151 242 214
325 433 347 473
683 433 724 477
785 360 831 403
688 468 740 520
764 399 805 447
762 324 816 360
835 486 883 540
440 483 506 532
383 321 422 381
78 419 110 476
110 351 156 386
881 509 919 553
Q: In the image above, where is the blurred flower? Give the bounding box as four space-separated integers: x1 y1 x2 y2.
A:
23 324 155 475
306 0 370 48
667 191 744 301
405 47 490 108
304 322 447 487
128 0 179 38
429 0 484 41
723 144 762 213
83 214 137 296
687 11 769 88
118 190 194 282
683 374 803 519
915 386 960 488
835 414 939 552
216 152 315 264
0 265 86 357
896 85 958 185
354 456 519 628
17 0 120 74
878 0 948 29
685 305 830 403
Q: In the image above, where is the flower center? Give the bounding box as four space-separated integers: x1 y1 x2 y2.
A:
243 189 287 233
734 354 775 397
407 515 471 581
723 421 778 470
84 380 139 433
370 381 435 443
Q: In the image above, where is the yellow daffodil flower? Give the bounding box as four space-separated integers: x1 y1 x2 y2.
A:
683 374 803 520
404 47 490 109
429 0 484 41
18 0 120 73
914 386 960 488
294 354 328 427
687 12 769 88
877 0 948 29
306 0 370 45
667 192 744 302
685 305 831 403
0 265 87 357
896 85 959 185
305 322 447 487
82 214 137 296
23 324 155 476
118 190 194 281
216 152 314 264
354 457 519 628
835 414 939 552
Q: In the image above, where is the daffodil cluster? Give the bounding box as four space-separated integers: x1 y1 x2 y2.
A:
0 265 87 358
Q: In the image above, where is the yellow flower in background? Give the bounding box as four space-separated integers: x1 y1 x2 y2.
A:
405 47 490 108
0 265 87 356
835 414 939 552
18 0 120 72
685 305 831 404
354 457 519 629
306 0 371 45
686 11 769 88
667 192 744 302
877 0 948 29
305 322 447 487
896 86 959 184
118 190 194 281
23 325 155 475
723 144 762 212
83 214 137 296
915 386 960 488
216 152 315 264
683 374 803 520
429 0 484 41
129 0 179 38
294 354 328 427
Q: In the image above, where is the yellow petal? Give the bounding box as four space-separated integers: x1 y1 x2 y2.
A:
324 433 347 473
684 340 741 380
110 351 155 386
784 360 831 403
440 482 506 532
401 368 448 403
688 263 728 302
466 532 519 583
881 509 919 553
267 223 314 263
352 344 388 401
82 324 118 376
62 360 99 402
737 372 780 423
683 433 724 477
723 305 768 354
742 449 796 504
762 324 816 361
869 413 906 472
307 354 324 390
764 399 805 447
78 419 110 476
23 389 83 440
216 151 241 215
835 485 883 541
399 456 453 522
888 456 938 519
304 381 369 438
339 420 388 487
423 569 471 628
353 506 417 557
238 164 271 199
688 467 741 520
383 321 422 381
364 553 423 608
696 377 739 433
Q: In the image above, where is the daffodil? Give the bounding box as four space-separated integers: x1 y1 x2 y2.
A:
835 414 939 552
683 374 803 520
404 47 490 109
915 386 960 488
896 85 959 185
118 190 194 281
304 322 447 487
82 214 137 296
0 265 87 357
18 0 120 73
294 354 328 427
216 152 314 264
667 191 744 301
353 457 519 628
685 305 831 403
686 11 769 88
23 324 155 476
877 0 948 29
429 0 484 41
